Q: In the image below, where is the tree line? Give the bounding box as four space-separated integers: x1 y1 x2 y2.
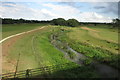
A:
1 18 80 27
1 17 119 27
1 18 50 24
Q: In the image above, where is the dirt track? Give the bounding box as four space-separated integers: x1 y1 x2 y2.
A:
1 26 45 73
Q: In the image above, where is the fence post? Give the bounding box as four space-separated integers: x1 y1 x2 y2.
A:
14 52 21 78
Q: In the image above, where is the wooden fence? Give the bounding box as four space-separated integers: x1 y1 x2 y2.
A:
1 62 77 78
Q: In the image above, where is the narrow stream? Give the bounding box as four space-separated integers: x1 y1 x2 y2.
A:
51 34 119 78
68 47 119 78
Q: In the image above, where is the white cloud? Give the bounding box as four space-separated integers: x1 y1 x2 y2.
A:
77 12 112 22
0 2 113 22
42 3 81 19
41 9 58 17
42 3 112 22
0 3 57 20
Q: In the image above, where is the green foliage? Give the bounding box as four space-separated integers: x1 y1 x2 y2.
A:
68 40 120 69
55 25 119 70
67 50 76 59
83 58 92 65
51 18 79 27
49 27 99 77
2 18 51 24
46 65 98 78
67 19 79 27
51 18 67 26
112 18 120 28
3 25 99 78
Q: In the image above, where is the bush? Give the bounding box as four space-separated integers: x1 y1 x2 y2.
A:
112 18 120 28
67 50 76 59
83 58 92 65
67 19 79 27
51 18 67 26
51 18 79 27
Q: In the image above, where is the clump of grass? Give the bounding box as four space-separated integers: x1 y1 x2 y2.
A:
67 50 76 59
82 58 92 66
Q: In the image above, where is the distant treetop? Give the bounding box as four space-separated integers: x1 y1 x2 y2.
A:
51 18 79 27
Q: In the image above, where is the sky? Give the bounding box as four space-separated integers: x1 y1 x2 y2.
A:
0 1 119 23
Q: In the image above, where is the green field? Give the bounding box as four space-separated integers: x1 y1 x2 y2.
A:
56 24 119 69
2 24 119 78
2 26 68 71
2 24 98 78
67 25 118 54
2 23 47 39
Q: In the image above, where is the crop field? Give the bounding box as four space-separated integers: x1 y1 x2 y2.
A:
1 24 119 78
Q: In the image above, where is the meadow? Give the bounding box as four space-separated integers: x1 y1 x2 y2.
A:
67 25 118 54
1 23 119 78
2 24 98 78
56 24 119 69
2 23 47 39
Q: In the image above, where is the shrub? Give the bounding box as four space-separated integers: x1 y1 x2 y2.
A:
67 50 76 59
67 19 79 27
51 18 67 26
51 18 79 27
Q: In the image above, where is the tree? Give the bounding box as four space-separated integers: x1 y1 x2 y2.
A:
112 18 120 28
67 19 79 27
51 18 67 26
51 18 80 27
19 18 25 23
1 18 50 24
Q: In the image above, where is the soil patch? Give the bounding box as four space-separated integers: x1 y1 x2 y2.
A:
81 27 99 32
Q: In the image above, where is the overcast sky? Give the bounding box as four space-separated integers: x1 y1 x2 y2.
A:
0 1 119 23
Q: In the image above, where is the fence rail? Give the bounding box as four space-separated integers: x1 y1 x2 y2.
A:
1 62 78 78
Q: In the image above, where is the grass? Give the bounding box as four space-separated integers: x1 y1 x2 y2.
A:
2 24 99 78
3 24 98 78
67 50 76 59
54 24 119 69
87 25 118 43
41 65 98 78
5 26 69 72
2 23 48 39
69 41 119 69
67 26 118 54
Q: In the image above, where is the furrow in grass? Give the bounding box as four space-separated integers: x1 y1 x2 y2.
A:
31 35 41 66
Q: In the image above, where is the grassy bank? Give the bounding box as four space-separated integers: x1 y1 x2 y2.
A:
54 25 119 70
